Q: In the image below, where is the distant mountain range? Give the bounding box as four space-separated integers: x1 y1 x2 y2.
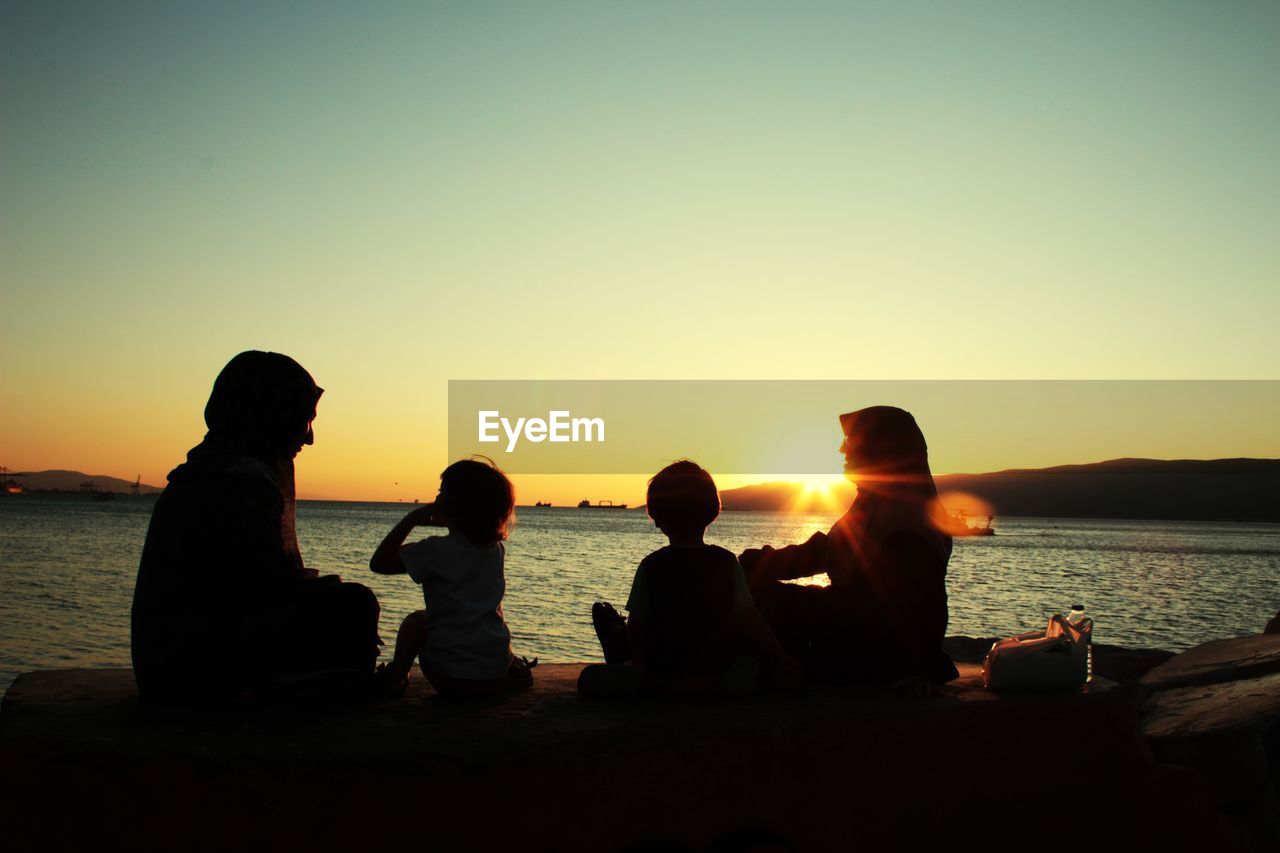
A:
5 470 164 495
10 459 1280 521
720 458 1280 522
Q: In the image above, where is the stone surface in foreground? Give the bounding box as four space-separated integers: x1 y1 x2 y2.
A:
0 664 1241 852
1141 634 1280 693
1141 640 1280 843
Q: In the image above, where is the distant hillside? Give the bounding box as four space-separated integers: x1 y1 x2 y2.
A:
8 470 164 494
720 459 1280 522
935 458 1279 522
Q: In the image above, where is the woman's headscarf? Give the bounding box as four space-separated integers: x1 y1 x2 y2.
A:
203 350 323 461
180 351 323 562
838 405 937 497
830 406 950 585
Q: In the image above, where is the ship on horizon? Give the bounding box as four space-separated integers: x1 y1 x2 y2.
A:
577 499 628 509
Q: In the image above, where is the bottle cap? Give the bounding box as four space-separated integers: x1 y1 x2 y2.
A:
1071 604 1084 610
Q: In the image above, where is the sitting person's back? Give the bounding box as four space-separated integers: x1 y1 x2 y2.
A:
370 458 534 697
585 460 800 695
132 351 380 702
403 531 512 682
740 406 959 690
626 543 746 684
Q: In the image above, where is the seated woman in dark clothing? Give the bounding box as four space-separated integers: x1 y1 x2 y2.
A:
741 406 958 691
131 351 380 701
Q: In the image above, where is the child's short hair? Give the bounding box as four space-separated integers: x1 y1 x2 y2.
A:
646 460 720 536
440 457 515 545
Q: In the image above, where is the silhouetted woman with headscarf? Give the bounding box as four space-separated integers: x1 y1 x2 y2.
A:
741 406 958 688
132 351 380 701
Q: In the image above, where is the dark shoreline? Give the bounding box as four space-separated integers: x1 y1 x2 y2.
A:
5 636 1278 850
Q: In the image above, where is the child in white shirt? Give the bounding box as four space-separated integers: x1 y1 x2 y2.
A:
370 458 532 696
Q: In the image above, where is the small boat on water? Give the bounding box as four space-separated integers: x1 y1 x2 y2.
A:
1 467 27 493
577 499 628 509
535 501 552 507
944 510 995 537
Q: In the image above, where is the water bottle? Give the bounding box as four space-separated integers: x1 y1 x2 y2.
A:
1067 604 1094 682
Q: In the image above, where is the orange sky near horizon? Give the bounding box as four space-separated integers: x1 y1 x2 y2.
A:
5 378 1278 506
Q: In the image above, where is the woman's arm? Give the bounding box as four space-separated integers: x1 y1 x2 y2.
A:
739 530 829 585
369 505 437 575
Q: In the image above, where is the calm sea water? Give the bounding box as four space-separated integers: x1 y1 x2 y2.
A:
2 492 1277 697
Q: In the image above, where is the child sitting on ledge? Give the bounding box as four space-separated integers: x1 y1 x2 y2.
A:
583 460 801 695
370 458 533 697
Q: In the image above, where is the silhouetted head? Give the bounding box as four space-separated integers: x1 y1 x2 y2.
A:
839 406 930 485
436 457 516 545
204 351 322 460
646 460 721 537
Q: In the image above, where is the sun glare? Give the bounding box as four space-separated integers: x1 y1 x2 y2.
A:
786 474 851 513
795 474 846 495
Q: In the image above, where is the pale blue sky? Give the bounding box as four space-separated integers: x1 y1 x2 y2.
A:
3 1 1278 497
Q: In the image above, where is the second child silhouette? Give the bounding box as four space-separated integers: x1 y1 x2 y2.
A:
585 460 801 695
370 458 534 697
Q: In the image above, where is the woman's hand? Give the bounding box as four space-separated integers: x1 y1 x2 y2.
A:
737 545 774 575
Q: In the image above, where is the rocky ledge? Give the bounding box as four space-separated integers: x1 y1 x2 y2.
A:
1139 633 1280 843
945 631 1280 846
1 655 1261 852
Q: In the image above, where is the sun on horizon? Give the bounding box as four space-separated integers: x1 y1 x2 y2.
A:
783 474 852 513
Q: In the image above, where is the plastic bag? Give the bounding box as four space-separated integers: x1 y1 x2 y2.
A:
982 615 1089 691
